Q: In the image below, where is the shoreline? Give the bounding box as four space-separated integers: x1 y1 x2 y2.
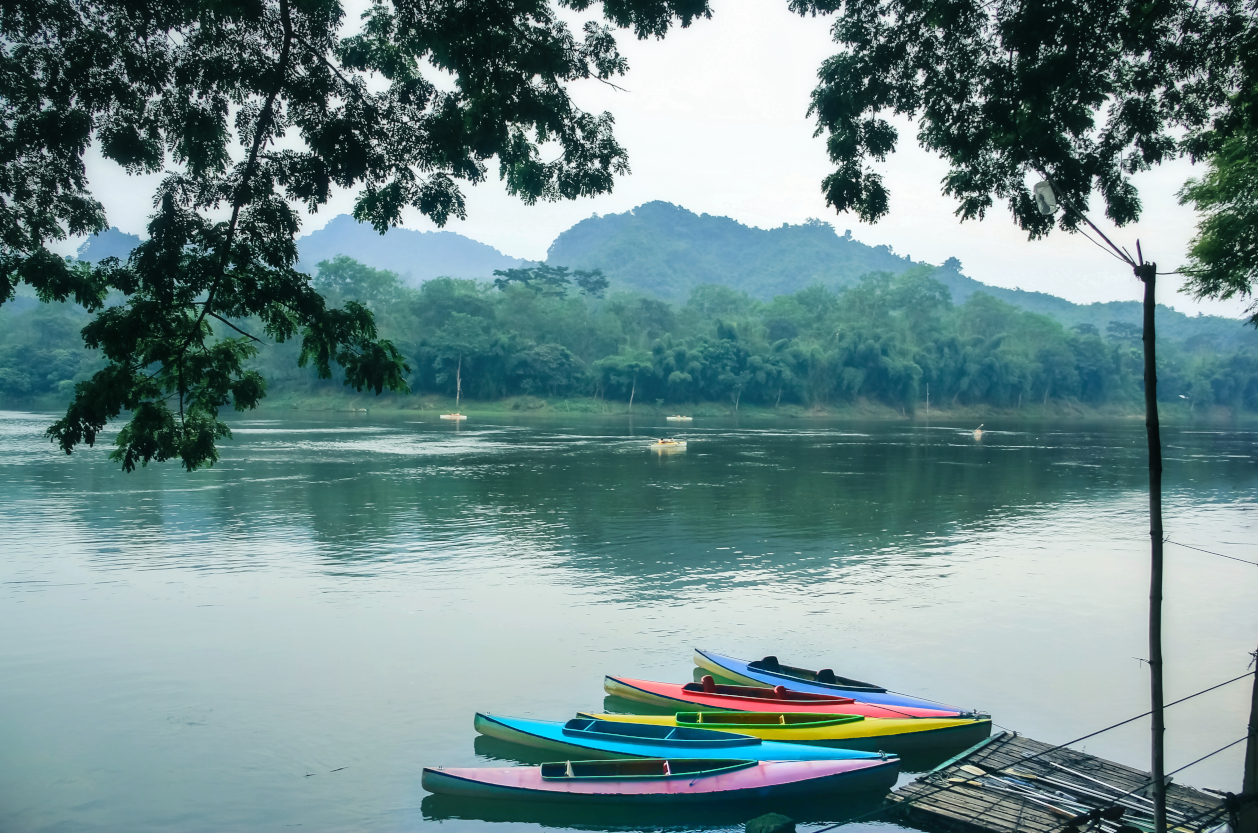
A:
6 391 1250 424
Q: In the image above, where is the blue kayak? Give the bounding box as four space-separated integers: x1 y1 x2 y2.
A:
474 713 889 763
694 649 966 712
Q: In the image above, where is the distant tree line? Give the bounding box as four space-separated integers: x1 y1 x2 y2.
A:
3 256 1256 414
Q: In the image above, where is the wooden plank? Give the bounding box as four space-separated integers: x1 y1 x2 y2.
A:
899 799 1059 833
900 797 1056 833
925 731 1015 773
898 782 1067 829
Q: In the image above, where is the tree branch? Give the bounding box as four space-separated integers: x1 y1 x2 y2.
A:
208 312 264 342
177 0 295 359
294 33 377 112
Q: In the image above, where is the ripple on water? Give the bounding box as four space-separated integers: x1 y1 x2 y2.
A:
0 414 1255 833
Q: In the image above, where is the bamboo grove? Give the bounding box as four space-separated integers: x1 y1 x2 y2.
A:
4 256 1257 414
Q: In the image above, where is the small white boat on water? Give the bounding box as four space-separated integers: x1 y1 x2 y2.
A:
666 415 693 421
441 357 468 421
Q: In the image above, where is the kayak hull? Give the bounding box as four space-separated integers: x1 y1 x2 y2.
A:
695 649 965 712
421 757 899 804
578 712 992 755
474 713 884 761
605 676 963 719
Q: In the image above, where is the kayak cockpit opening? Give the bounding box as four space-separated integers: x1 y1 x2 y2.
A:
683 678 857 704
677 711 866 727
746 655 885 692
540 758 756 780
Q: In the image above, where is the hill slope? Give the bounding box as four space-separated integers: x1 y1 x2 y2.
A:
76 228 143 263
546 202 1256 350
73 218 531 286
546 201 911 299
293 214 529 284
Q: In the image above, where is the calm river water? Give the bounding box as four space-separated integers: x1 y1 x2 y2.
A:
1 410 1255 833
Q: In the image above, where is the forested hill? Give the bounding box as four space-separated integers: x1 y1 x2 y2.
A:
6 257 1257 414
547 202 1256 351
546 202 910 300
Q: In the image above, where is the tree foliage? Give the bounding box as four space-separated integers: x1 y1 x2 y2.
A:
6 259 1257 412
1179 128 1258 325
0 0 708 470
796 0 1255 236
492 264 609 297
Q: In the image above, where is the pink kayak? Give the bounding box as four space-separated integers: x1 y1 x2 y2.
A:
421 756 899 803
605 675 967 719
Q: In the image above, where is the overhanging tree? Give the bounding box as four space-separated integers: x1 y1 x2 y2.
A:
0 0 709 470
793 0 1254 828
1179 125 1258 326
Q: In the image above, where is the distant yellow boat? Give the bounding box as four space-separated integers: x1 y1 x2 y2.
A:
653 438 687 449
666 415 693 421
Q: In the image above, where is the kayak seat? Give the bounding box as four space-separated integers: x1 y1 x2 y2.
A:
701 675 717 693
773 685 787 699
817 669 837 683
749 656 781 671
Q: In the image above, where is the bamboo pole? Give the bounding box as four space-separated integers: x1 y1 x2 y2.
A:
1044 180 1169 833
1241 644 1257 833
1135 257 1166 833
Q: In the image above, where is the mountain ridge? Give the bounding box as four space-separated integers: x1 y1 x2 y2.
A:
68 204 1255 350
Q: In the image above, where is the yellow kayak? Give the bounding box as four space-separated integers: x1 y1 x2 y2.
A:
577 711 991 755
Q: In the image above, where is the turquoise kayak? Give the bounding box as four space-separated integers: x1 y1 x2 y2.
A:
474 713 891 763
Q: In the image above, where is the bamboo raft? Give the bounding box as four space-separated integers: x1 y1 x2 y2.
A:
889 733 1226 833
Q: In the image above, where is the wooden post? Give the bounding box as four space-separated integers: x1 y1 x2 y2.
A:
1241 645 1258 833
1135 257 1166 833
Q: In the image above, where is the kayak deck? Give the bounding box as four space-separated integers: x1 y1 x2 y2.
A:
606 675 964 718
475 713 881 761
423 756 900 803
579 711 993 754
695 649 968 712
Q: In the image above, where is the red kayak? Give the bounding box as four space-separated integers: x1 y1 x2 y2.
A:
605 675 967 719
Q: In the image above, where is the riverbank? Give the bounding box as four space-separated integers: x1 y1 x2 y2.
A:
4 390 1250 423
248 390 1246 423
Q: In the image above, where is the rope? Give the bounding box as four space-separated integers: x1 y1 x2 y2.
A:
805 669 1256 833
1165 539 1258 567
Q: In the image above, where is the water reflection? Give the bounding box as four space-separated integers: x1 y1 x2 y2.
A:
19 413 1256 585
421 786 891 829
1 411 1255 833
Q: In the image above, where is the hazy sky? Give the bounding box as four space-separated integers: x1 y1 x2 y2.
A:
78 0 1249 318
